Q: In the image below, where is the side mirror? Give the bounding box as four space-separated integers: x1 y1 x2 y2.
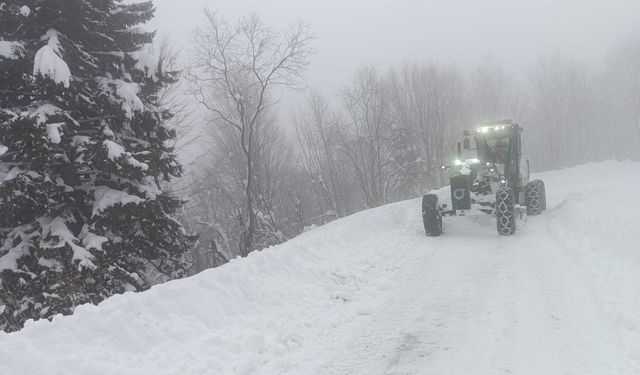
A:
463 138 470 150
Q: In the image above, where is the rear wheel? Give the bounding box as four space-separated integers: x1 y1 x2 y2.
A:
496 187 516 235
526 179 546 215
540 181 547 210
422 194 442 237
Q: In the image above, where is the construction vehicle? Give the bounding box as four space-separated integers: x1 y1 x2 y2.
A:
422 120 546 236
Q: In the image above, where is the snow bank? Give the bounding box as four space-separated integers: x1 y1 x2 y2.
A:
0 188 419 373
535 161 640 366
0 161 638 374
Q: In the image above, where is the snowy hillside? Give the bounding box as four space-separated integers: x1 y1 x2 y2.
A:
0 161 639 374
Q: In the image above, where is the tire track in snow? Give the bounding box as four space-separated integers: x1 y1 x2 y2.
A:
382 233 525 375
318 205 632 375
320 216 526 375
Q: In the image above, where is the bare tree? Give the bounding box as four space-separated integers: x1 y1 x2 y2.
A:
177 170 235 273
293 89 353 219
189 11 313 256
154 37 203 156
337 66 397 208
604 31 640 158
525 54 602 169
387 63 465 190
469 59 523 124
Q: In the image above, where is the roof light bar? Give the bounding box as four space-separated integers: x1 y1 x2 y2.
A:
476 124 511 133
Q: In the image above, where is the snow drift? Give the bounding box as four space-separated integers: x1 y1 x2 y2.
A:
0 161 638 374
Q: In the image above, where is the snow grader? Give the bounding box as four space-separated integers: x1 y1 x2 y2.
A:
422 120 546 236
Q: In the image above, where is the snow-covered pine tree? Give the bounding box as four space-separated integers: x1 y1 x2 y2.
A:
0 1 193 332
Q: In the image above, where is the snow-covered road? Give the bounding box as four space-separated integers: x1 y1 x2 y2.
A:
321 203 628 375
0 161 638 374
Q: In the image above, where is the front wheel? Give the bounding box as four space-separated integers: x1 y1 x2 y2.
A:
526 179 546 215
496 187 516 235
422 194 442 237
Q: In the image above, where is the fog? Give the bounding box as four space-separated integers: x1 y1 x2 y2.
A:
152 0 640 93
154 0 640 262
2 0 640 336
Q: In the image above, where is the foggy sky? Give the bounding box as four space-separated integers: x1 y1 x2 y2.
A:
151 0 640 94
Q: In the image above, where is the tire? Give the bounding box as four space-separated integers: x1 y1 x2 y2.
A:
526 179 546 215
540 181 547 211
422 194 442 237
496 187 516 235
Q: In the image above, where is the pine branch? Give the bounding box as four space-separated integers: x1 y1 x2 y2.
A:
0 89 45 97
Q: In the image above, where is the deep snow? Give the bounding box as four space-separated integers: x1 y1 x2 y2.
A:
0 161 638 374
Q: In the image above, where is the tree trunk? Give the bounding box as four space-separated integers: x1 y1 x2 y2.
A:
241 128 256 257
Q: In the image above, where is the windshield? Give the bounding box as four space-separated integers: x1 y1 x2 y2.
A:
476 134 512 163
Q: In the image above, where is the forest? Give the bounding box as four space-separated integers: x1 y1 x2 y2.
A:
0 1 639 332
178 12 640 272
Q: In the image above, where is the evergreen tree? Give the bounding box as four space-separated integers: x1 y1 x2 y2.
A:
0 0 193 332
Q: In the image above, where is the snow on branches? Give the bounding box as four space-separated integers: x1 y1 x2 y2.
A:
33 29 71 88
0 0 192 332
0 40 22 59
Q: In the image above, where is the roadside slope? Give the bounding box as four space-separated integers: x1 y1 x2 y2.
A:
0 161 638 374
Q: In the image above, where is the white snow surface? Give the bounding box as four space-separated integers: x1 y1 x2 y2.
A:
38 217 96 270
80 227 109 252
19 5 31 17
92 186 144 217
34 103 62 124
0 40 22 59
115 79 144 118
33 30 71 87
3 167 24 182
103 140 149 170
45 123 64 144
104 139 127 160
1 161 639 374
